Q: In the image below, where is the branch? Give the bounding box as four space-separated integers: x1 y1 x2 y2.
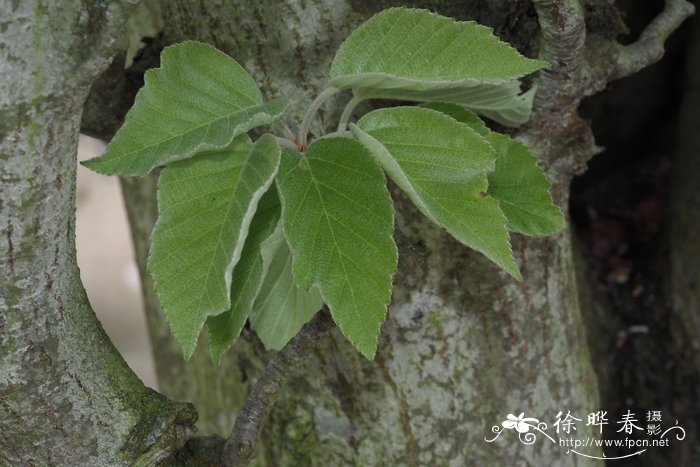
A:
526 0 597 177
532 0 587 78
223 309 335 466
609 0 695 82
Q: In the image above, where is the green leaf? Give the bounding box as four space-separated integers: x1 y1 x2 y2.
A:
352 106 521 279
275 138 397 359
420 102 490 135
207 188 281 364
331 8 545 87
355 80 537 127
423 103 565 235
149 134 281 358
249 225 324 351
330 8 545 126
486 134 565 236
83 41 286 176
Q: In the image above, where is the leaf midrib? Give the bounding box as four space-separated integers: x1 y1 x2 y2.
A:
105 104 272 166
307 160 364 326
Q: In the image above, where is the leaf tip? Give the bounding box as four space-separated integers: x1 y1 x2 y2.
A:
361 346 378 361
80 156 109 174
510 266 523 282
535 58 551 70
209 347 224 366
180 337 198 361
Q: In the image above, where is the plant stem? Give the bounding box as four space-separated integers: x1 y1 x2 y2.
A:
274 120 297 142
223 308 334 466
298 87 339 148
274 136 298 151
337 95 362 133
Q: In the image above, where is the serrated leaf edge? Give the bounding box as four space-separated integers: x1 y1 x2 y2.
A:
350 111 521 280
330 7 547 87
149 135 281 358
276 143 398 359
83 99 286 177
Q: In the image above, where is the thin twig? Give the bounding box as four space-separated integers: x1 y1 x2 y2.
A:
609 0 695 81
526 0 693 184
223 308 334 466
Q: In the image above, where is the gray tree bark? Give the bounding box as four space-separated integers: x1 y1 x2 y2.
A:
0 1 199 465
2 0 692 465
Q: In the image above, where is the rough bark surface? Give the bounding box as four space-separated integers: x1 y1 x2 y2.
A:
0 1 196 464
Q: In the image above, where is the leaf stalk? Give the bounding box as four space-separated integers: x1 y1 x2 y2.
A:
298 87 339 148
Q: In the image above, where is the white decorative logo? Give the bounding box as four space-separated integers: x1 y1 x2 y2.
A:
484 410 686 461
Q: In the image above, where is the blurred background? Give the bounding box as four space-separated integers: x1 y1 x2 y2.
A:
76 135 157 388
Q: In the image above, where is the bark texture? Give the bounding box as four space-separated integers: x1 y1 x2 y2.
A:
0 1 197 464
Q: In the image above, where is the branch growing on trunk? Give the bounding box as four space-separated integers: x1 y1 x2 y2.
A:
531 0 586 91
582 0 695 95
223 308 335 466
609 0 695 81
526 0 594 180
527 0 693 180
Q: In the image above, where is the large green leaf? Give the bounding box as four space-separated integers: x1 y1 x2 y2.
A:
352 106 521 279
423 103 565 235
149 134 281 357
207 189 281 364
249 225 324 351
331 8 545 87
330 8 545 126
83 41 286 176
275 138 397 359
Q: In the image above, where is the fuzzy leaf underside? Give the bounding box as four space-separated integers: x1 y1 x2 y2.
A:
355 81 537 127
275 138 398 359
207 188 281 363
352 106 521 279
149 135 281 357
330 8 545 126
83 41 286 176
249 226 324 351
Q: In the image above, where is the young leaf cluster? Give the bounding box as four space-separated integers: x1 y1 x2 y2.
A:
84 8 564 361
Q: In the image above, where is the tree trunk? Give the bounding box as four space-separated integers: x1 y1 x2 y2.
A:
0 1 198 465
